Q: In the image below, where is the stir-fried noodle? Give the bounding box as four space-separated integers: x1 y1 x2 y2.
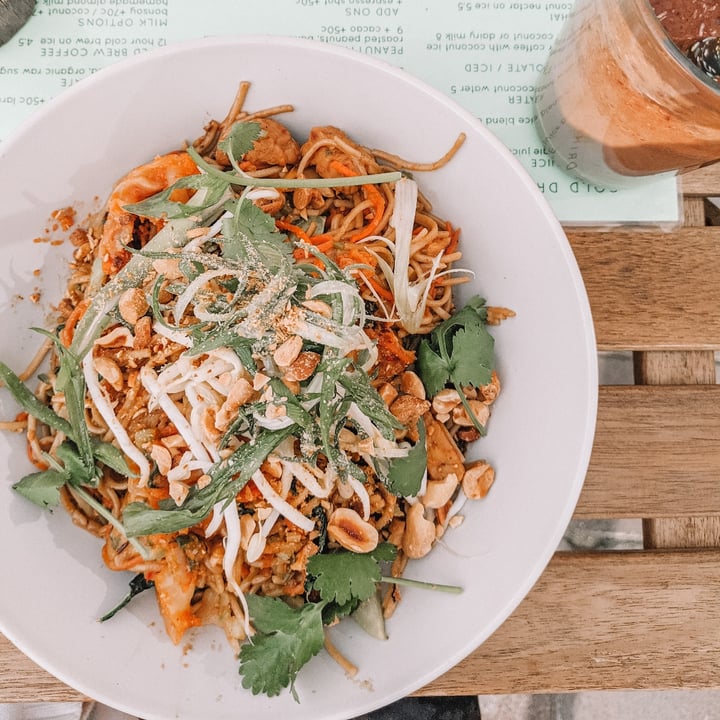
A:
1 82 512 693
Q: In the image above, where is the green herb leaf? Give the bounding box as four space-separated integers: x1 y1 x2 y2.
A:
217 121 262 170
386 420 427 497
223 199 291 267
55 441 95 485
306 543 398 608
0 361 73 437
417 295 495 430
122 173 230 219
92 441 136 478
99 573 155 622
34 329 97 482
446 324 494 390
12 469 67 507
185 325 255 361
239 595 326 700
416 342 451 398
123 426 296 536
337 368 404 436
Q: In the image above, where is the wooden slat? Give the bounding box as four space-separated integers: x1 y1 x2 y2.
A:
633 350 717 385
419 550 720 696
575 384 720 518
681 164 720 197
0 634 85 701
636 349 720 549
568 228 720 350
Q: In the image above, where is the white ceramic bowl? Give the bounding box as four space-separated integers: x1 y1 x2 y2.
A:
0 36 597 720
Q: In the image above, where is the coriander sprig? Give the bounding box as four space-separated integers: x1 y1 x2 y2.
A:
416 295 495 434
239 544 461 700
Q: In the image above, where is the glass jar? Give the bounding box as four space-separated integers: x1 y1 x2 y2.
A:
534 0 720 187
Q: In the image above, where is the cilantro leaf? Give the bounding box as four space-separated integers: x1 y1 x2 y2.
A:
447 324 494 389
386 420 427 497
307 553 380 607
217 121 262 170
222 200 291 266
239 595 325 699
416 295 495 432
415 342 450 398
306 543 398 608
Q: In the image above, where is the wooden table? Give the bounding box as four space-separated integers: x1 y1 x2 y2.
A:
3 166 720 704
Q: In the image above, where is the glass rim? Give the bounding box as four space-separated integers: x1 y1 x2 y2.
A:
643 0 720 95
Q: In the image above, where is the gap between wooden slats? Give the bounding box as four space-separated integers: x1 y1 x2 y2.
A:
568 228 720 350
418 550 720 696
574 384 720 519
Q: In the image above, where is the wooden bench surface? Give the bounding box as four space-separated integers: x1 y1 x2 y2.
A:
3 166 720 702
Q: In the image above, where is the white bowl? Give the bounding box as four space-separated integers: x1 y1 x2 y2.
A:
0 36 597 720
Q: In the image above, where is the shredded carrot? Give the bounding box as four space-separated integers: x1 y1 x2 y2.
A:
362 273 394 303
276 219 312 244
334 243 377 270
444 223 460 256
314 237 335 254
277 218 336 253
329 160 386 242
59 298 91 347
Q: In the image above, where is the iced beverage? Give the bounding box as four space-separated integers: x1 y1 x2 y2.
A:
534 0 720 187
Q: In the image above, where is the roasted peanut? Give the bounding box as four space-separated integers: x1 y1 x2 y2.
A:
152 258 183 280
478 370 501 403
201 407 221 443
118 287 149 325
93 355 123 392
95 325 134 348
462 461 495 499
240 515 257 551
390 395 430 427
262 454 283 479
285 351 321 382
377 382 399 407
169 480 189 506
301 299 333 318
399 370 426 400
452 400 491 428
150 443 173 476
215 377 254 431
273 335 303 368
327 507 379 553
133 315 152 350
431 388 462 416
402 502 435 559
422 472 459 509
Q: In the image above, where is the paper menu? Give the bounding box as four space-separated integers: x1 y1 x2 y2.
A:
0 0 680 225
